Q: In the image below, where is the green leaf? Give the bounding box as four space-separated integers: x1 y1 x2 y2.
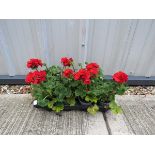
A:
78 63 83 68
66 96 76 106
85 95 90 102
85 95 98 103
70 81 79 87
48 102 53 109
111 106 123 114
87 104 99 115
109 100 123 114
116 84 127 95
75 88 87 98
52 104 64 113
117 106 123 113
92 97 98 103
109 95 115 101
47 98 57 109
46 89 52 95
54 86 69 100
109 100 117 109
66 88 72 98
48 66 61 75
38 99 49 107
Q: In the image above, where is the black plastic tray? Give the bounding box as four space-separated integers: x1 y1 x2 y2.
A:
33 102 109 113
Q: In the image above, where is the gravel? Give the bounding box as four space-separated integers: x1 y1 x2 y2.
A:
0 85 31 94
124 86 155 95
0 85 155 95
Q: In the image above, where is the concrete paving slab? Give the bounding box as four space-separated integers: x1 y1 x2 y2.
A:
0 94 108 135
105 111 134 135
1 94 155 135
114 95 155 135
121 104 155 135
116 95 155 105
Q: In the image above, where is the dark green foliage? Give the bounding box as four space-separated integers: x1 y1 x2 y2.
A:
30 63 128 115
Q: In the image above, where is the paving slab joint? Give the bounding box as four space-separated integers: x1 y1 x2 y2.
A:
102 112 112 135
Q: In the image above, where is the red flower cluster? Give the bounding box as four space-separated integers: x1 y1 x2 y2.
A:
27 58 43 69
86 63 99 77
74 69 91 85
112 71 128 83
63 69 74 78
61 57 73 66
73 63 100 85
25 70 46 84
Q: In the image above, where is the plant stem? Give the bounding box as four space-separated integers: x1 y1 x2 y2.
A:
43 95 49 100
72 64 76 72
44 64 48 71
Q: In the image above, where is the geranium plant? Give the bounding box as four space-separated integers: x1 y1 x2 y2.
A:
26 57 128 115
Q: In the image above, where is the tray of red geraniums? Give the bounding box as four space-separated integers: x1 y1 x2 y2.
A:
25 56 128 115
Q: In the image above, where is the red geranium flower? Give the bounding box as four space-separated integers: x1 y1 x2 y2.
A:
74 69 85 80
112 71 128 83
74 69 91 85
89 68 99 75
82 70 91 80
25 70 46 84
61 57 73 66
83 78 91 85
86 63 99 70
74 72 81 80
27 58 43 69
86 63 99 76
63 69 74 78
